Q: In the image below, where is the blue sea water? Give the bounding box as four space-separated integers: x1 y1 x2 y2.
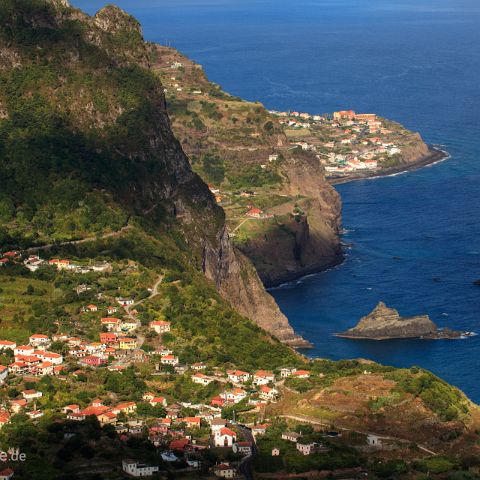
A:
75 0 480 400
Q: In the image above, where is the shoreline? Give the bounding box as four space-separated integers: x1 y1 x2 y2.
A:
327 145 448 186
267 145 449 292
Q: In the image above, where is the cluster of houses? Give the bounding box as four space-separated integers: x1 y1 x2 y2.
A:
266 109 407 176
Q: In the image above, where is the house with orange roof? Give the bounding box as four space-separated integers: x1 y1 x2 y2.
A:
14 345 34 356
29 333 50 347
149 397 167 407
10 398 27 414
253 370 275 385
111 401 136 415
160 354 178 366
101 317 121 331
182 417 201 429
62 404 80 414
100 332 118 344
223 388 247 404
22 389 42 401
0 340 16 351
214 427 237 447
227 370 250 383
192 373 213 386
0 468 14 480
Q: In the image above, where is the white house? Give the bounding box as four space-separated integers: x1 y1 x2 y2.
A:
122 459 159 477
227 370 250 383
213 463 236 478
210 418 227 433
253 370 275 386
0 340 16 351
149 320 171 334
297 442 320 456
160 355 179 366
214 427 237 447
367 434 382 447
192 373 213 386
28 334 50 347
232 441 252 455
282 431 301 443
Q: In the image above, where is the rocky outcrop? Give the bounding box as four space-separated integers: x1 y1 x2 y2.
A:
337 302 462 340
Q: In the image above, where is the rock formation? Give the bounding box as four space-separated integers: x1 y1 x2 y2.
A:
337 302 464 340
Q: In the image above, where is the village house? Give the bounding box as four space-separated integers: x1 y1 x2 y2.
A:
119 337 137 350
106 306 118 315
0 468 14 480
182 417 201 429
259 385 278 401
292 370 311 379
32 361 54 376
22 390 42 401
0 340 16 351
27 410 43 419
119 321 137 333
116 297 134 307
280 367 297 378
232 441 252 455
10 399 27 414
213 463 236 478
101 317 120 331
192 373 213 386
122 459 159 477
191 362 206 370
97 411 117 426
149 397 167 408
160 354 179 366
227 370 250 383
246 207 263 218
271 447 280 456
214 427 237 447
367 434 382 447
100 332 118 344
14 345 34 356
83 304 98 312
210 418 227 433
251 424 268 437
253 370 275 385
62 404 80 414
149 320 171 334
80 355 107 367
29 334 50 347
282 431 301 443
223 388 247 404
297 441 322 455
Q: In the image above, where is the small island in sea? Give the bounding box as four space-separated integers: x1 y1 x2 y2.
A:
336 302 470 340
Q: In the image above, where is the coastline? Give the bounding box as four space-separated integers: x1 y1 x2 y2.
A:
267 145 449 294
327 146 448 186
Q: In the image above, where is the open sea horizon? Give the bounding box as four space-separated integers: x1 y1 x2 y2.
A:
75 0 480 401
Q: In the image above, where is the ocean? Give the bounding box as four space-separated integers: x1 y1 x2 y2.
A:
74 0 480 401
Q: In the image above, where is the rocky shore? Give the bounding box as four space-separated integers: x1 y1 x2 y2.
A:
336 302 468 340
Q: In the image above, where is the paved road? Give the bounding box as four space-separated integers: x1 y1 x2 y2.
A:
123 274 164 348
25 223 132 253
237 425 257 480
279 414 437 456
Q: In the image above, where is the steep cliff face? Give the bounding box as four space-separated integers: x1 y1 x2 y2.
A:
236 152 342 286
0 0 306 345
149 45 342 287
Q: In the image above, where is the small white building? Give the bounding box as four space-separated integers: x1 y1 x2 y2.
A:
213 463 236 478
214 427 236 447
367 434 382 447
281 431 301 443
122 459 159 477
296 442 320 456
192 373 213 386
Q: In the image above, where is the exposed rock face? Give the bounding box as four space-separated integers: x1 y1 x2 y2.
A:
237 153 342 286
338 302 438 339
